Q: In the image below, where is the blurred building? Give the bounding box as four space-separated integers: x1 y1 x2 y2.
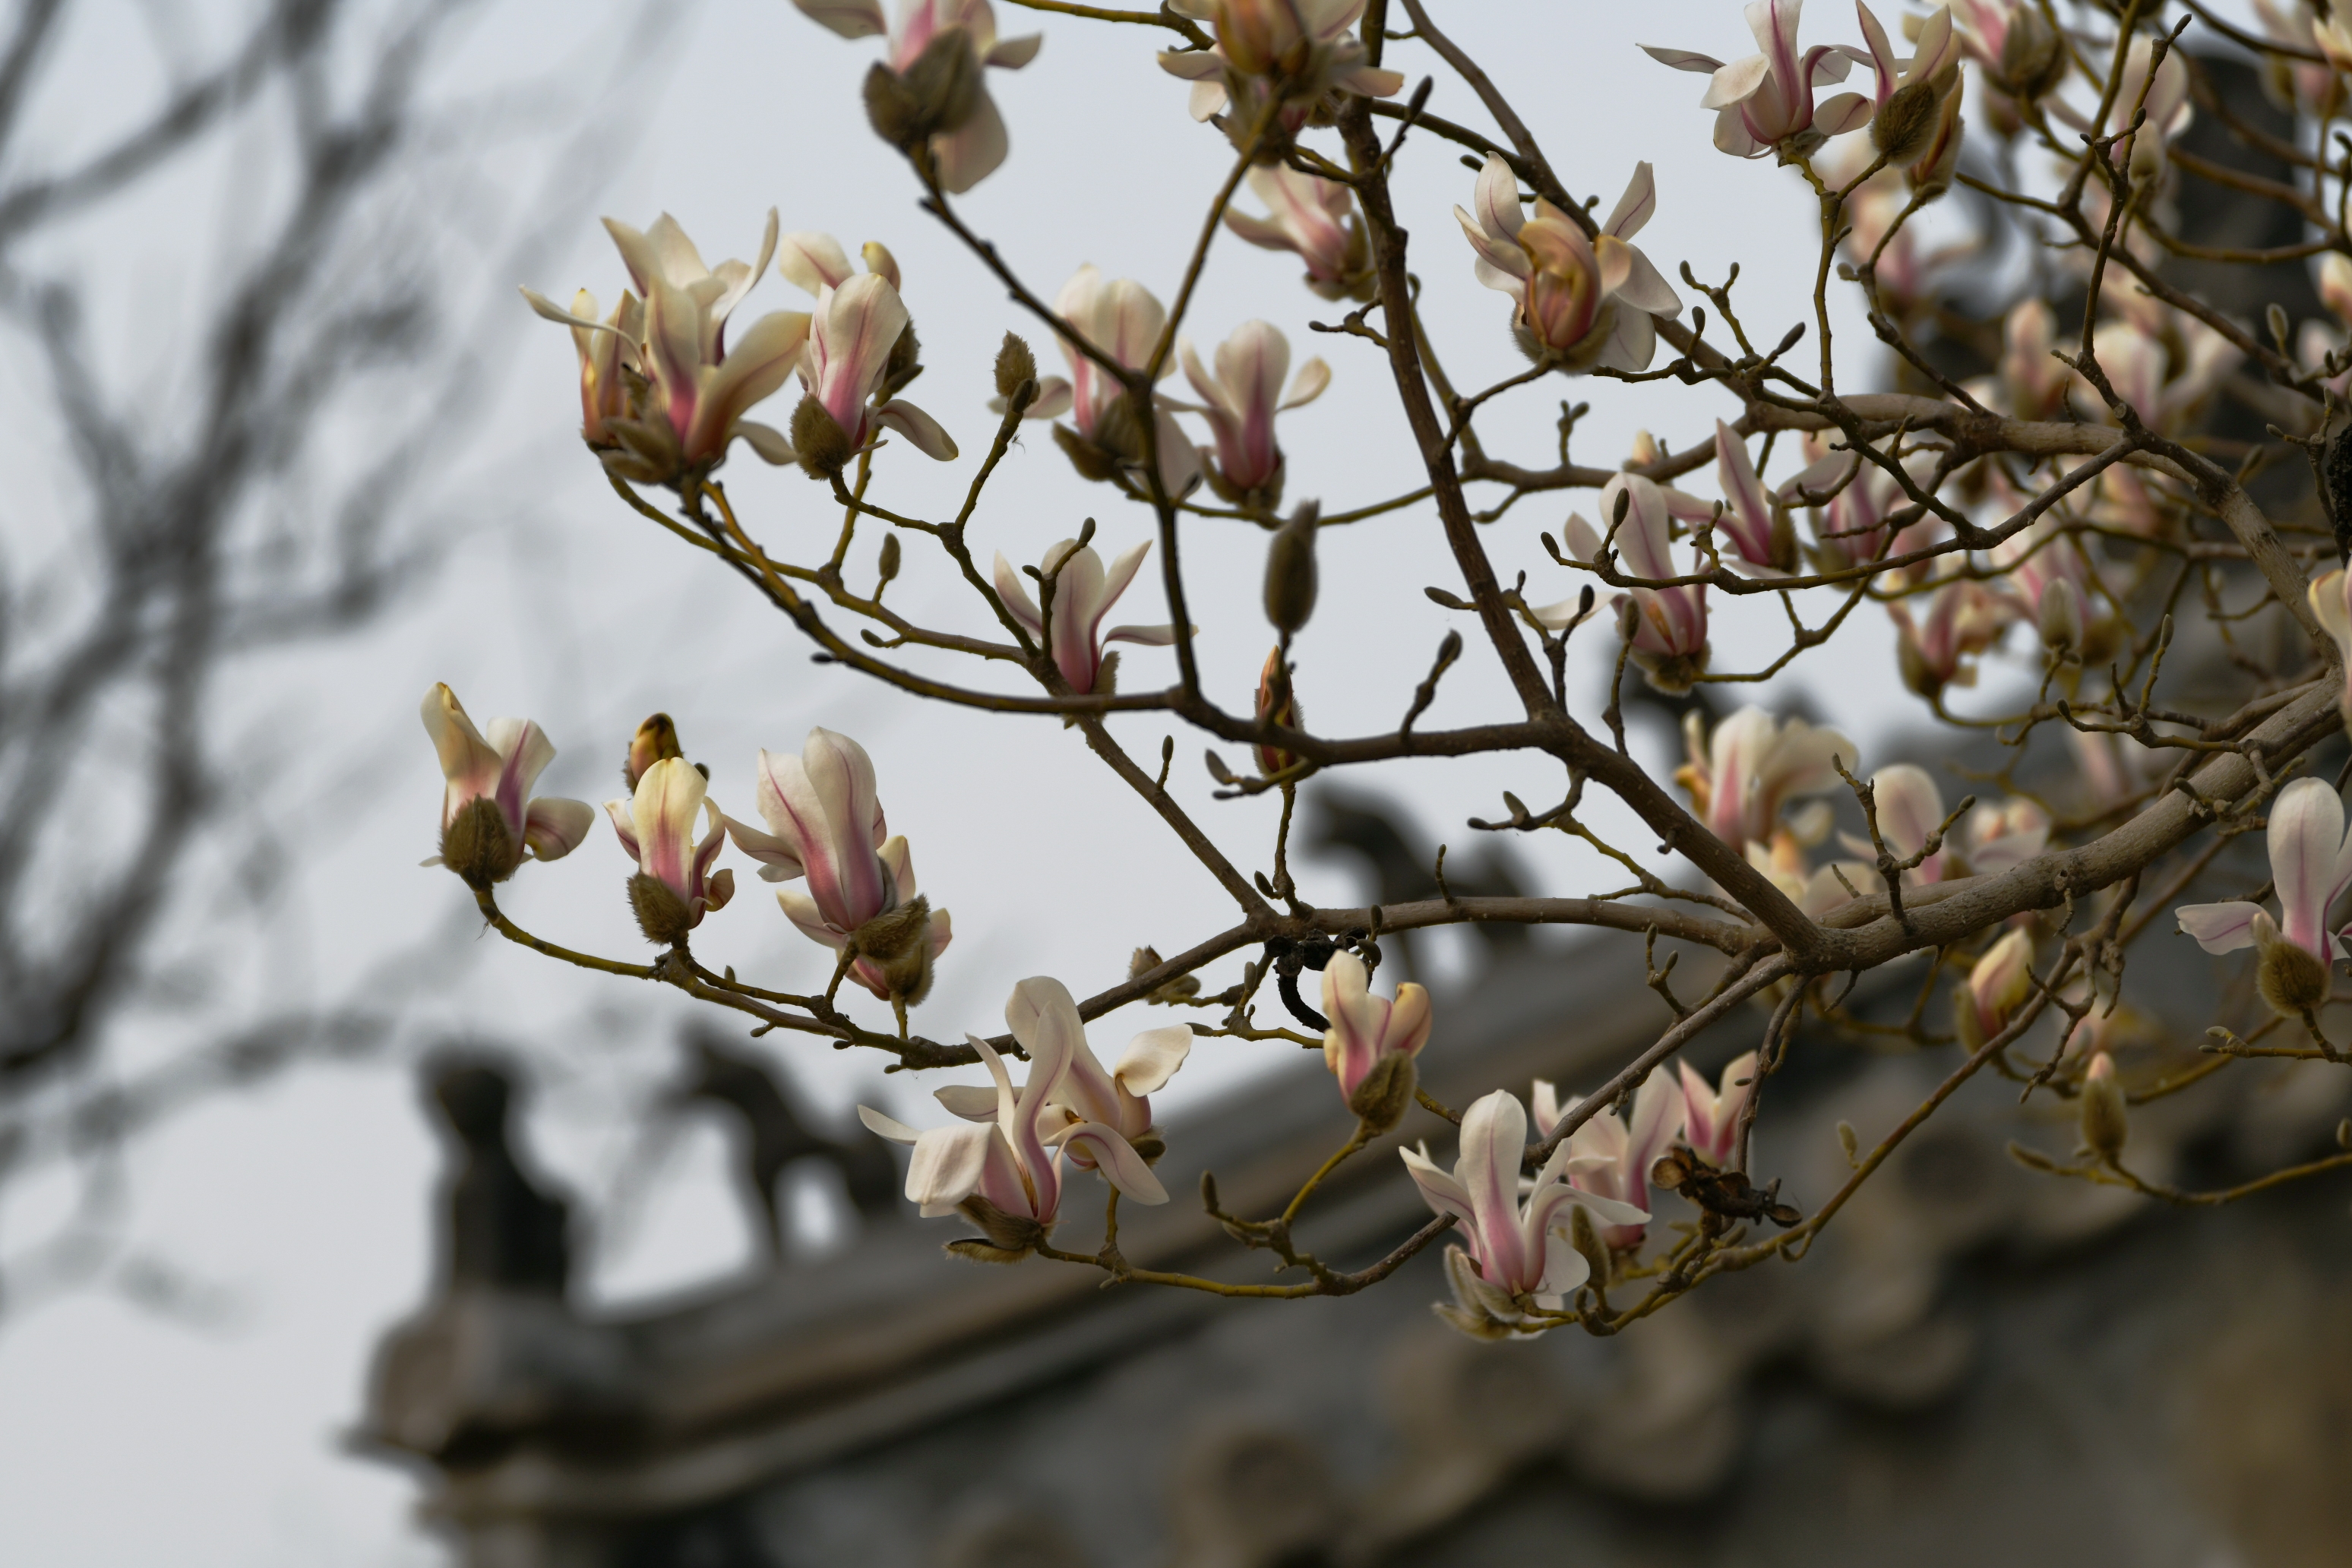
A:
359 885 2352 1568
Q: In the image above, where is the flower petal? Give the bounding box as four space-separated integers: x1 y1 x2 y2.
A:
877 399 959 460
523 798 595 861
1113 1024 1194 1095
2177 899 2264 954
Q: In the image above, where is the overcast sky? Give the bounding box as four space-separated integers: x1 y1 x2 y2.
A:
0 1 2274 1560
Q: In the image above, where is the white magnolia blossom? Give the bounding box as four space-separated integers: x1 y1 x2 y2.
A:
790 0 1041 192
860 978 1168 1248
420 684 594 881
992 538 1181 696
1456 155 1681 373
1402 1089 1646 1328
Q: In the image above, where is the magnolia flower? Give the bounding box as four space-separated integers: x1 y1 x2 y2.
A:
2084 316 2239 432
1680 1051 1759 1169
1643 0 1871 160
1157 0 1403 134
1989 511 2110 659
420 685 595 888
858 978 1168 1261
992 538 1181 696
1541 473 1714 693
1320 950 1432 1129
1957 796 2050 875
792 0 1040 193
1178 321 1329 504
1983 297 2071 420
1854 3 1961 163
1747 832 1866 918
2051 34 2189 182
1224 164 1368 299
1954 926 2034 1047
1023 265 1201 497
2178 776 2352 1017
1402 1089 1648 1332
1456 156 1681 373
1949 0 2066 101
1535 1072 1684 1251
1890 577 2014 696
2310 567 2352 735
1784 435 1937 575
1838 762 2048 883
549 288 641 444
605 756 734 945
2240 1 2338 113
1715 420 1796 571
724 729 953 1008
934 982 1193 1168
791 272 957 469
523 213 810 479
1676 705 1857 853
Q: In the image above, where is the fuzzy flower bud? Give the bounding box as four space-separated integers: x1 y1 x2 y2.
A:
2079 1051 2129 1161
994 330 1038 407
1262 501 1320 633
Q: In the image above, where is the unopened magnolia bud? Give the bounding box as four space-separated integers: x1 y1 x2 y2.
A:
877 532 903 589
1051 420 1121 482
950 1195 1045 1261
1263 501 1320 634
2257 934 2331 1018
1997 9 2066 100
440 796 521 890
2268 302 2293 353
628 871 694 947
1347 1051 1418 1133
791 395 854 479
1768 500 1800 572
1835 1120 1860 1168
861 240 902 292
862 63 923 150
2040 578 2085 652
1567 1203 1612 1288
625 712 682 790
1897 628 1942 697
1129 1131 1167 1165
2079 1053 2129 1160
852 896 937 1004
1872 77 1945 164
1907 87 1965 198
994 331 1038 405
880 321 923 400
895 26 983 138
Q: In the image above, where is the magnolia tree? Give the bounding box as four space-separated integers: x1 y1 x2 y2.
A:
430 0 2352 1338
